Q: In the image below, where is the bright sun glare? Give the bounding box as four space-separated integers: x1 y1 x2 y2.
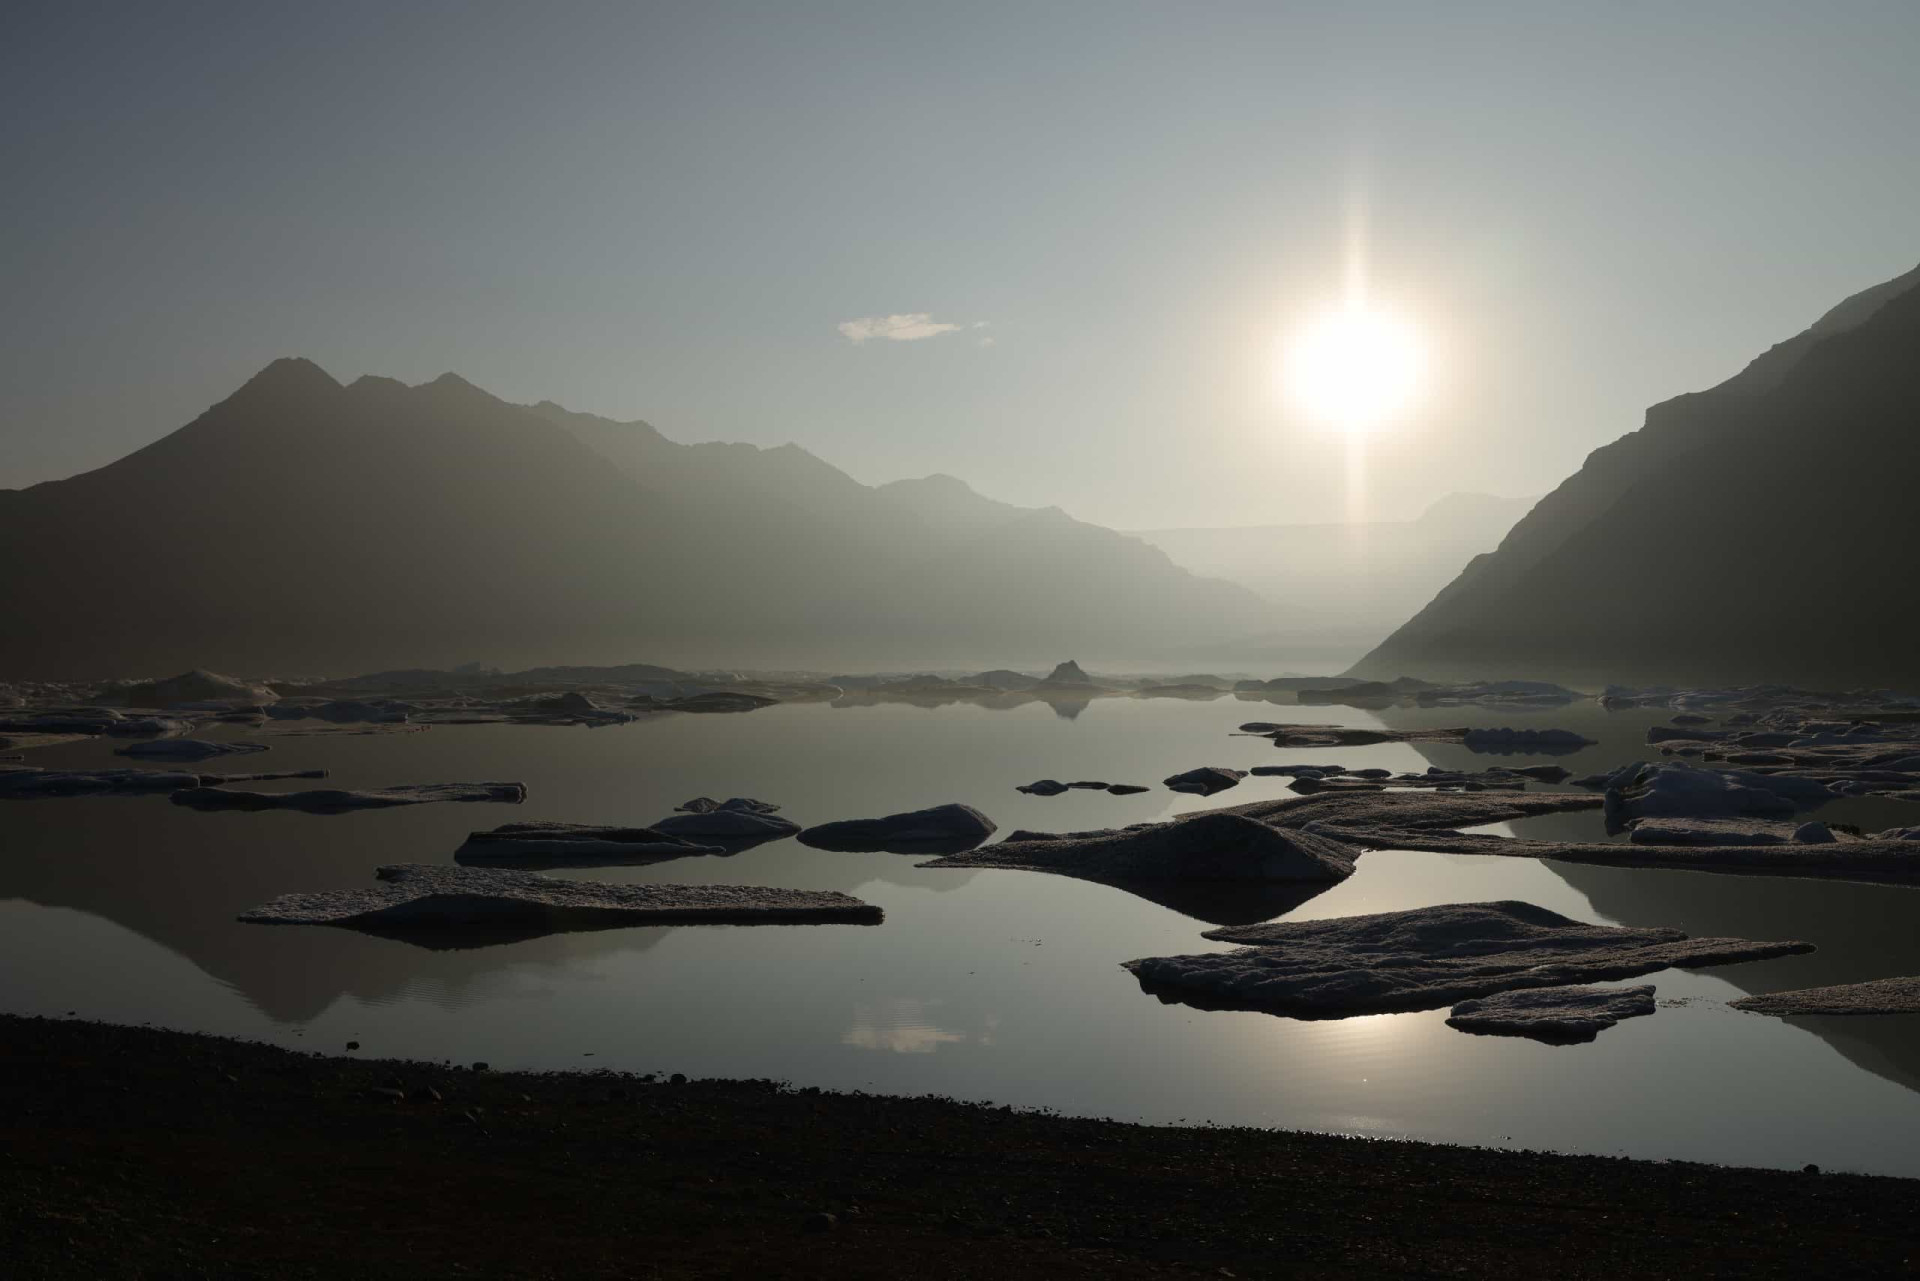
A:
1282 306 1426 432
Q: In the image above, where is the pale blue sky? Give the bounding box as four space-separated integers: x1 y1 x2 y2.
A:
5 1 1916 526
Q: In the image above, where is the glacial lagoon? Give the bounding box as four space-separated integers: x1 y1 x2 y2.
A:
8 694 1920 1176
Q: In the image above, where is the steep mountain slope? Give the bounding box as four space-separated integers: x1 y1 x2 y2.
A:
0 362 1273 676
1349 264 1920 688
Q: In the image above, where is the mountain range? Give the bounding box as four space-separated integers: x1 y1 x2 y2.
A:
1351 262 1920 688
0 360 1272 677
17 257 1916 687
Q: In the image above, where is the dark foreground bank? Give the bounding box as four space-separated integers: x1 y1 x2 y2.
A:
3 1015 1914 1279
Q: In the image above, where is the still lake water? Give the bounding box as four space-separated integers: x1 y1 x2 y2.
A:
7 694 1920 1176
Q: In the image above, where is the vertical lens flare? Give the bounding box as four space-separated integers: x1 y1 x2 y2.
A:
1345 431 1368 526
1278 181 1428 523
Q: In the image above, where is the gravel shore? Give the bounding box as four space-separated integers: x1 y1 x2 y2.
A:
3 1013 1915 1278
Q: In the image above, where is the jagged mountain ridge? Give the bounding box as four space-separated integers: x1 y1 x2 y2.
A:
532 398 1274 662
1349 263 1920 688
0 360 1271 676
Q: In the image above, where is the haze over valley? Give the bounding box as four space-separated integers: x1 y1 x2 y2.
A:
0 358 1278 677
10 258 1919 688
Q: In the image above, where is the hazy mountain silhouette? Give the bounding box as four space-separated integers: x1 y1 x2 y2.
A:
533 402 1270 665
872 473 1031 534
0 361 1271 677
1351 263 1920 687
1132 492 1534 642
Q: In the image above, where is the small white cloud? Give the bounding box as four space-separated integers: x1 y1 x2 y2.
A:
837 313 967 344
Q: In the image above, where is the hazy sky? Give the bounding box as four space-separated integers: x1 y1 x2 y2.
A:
6 1 1917 528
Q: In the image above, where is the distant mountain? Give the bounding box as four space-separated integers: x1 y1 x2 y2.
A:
0 361 1271 677
1350 263 1920 688
529 400 1272 664
1130 492 1534 651
873 473 1029 534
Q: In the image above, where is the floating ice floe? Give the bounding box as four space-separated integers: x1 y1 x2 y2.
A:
238 863 883 936
797 803 996 854
1731 977 1920 1017
1163 766 1247 796
456 820 723 867
116 738 270 761
1445 984 1657 1043
1123 901 1809 1018
172 780 526 813
922 811 1355 884
1 766 326 798
651 797 801 844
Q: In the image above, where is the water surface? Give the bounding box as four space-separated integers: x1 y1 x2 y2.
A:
6 695 1920 1175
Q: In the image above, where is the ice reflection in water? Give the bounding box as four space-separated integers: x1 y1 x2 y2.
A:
3 695 1920 1174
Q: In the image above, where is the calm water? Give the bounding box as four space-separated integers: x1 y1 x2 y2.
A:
7 694 1920 1176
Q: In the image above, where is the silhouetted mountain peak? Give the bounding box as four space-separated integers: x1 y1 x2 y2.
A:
413 370 504 406
1038 659 1095 686
231 356 341 401
907 473 975 494
879 472 984 498
759 441 849 475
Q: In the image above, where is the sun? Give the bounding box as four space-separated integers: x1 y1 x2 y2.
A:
1281 305 1426 432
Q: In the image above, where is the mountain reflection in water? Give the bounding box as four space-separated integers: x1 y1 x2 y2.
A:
6 695 1920 1175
